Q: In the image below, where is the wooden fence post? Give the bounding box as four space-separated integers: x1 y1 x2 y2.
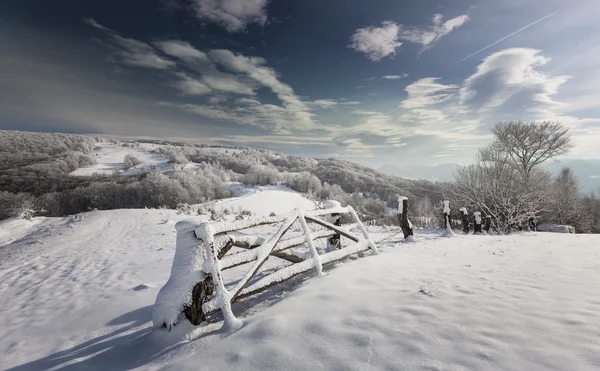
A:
473 211 482 234
459 207 469 235
441 200 454 237
442 200 451 229
327 213 342 251
397 196 414 240
484 215 492 233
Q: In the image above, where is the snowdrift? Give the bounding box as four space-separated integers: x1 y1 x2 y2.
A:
1 192 599 370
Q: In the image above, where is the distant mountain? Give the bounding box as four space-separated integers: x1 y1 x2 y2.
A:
379 159 600 193
378 163 459 183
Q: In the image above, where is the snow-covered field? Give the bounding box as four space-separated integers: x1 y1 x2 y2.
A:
69 142 171 176
1 188 599 370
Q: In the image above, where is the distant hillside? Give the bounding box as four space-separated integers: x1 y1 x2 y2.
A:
380 160 600 193
378 163 459 182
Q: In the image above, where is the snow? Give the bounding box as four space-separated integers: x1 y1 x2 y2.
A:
68 142 171 176
323 199 341 210
214 185 316 217
297 209 323 276
537 223 576 233
473 211 482 224
397 195 408 213
443 200 451 214
195 222 243 331
459 206 468 214
152 219 206 330
2 198 600 370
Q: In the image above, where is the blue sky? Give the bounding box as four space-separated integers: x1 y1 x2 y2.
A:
1 0 599 167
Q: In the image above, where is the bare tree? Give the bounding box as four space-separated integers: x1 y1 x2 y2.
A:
490 121 572 179
549 167 581 226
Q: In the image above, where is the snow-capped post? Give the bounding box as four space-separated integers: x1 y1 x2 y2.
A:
459 207 469 234
473 212 482 234
397 196 415 241
484 215 492 233
153 219 207 330
441 200 454 237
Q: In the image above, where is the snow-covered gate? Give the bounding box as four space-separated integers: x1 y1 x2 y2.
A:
153 205 378 331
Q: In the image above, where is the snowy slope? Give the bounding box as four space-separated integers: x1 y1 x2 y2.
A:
69 142 171 176
1 199 599 370
215 184 317 217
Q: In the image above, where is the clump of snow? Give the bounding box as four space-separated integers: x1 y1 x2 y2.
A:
323 200 342 209
404 235 417 242
397 195 408 214
473 211 482 224
459 207 468 215
537 224 576 234
443 200 451 214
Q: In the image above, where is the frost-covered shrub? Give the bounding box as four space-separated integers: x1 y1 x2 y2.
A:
242 165 281 186
0 191 37 220
285 172 322 194
176 203 194 215
123 154 142 170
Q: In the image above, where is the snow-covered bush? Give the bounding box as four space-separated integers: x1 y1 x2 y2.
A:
123 154 142 170
242 165 281 186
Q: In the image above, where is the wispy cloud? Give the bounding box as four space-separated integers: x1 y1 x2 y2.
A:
382 74 408 80
190 0 269 33
86 18 176 70
400 14 469 55
457 11 557 63
401 78 457 109
350 14 469 61
310 99 338 109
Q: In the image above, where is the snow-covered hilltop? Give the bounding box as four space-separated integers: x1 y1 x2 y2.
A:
1 187 599 370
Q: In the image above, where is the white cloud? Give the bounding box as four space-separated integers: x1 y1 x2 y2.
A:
340 101 361 105
348 21 402 62
84 18 113 32
202 74 256 95
207 49 316 130
401 78 457 109
155 40 210 62
382 74 408 80
190 0 269 32
174 73 212 95
460 48 569 117
311 99 338 109
399 14 469 54
349 14 468 61
86 20 176 70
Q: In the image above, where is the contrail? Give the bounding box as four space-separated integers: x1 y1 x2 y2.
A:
457 11 558 63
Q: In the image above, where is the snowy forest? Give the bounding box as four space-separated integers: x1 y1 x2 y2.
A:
1 126 600 233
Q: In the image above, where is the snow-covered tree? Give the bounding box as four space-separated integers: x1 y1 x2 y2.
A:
549 167 581 226
451 121 570 232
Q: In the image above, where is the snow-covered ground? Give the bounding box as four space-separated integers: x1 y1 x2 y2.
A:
1 189 599 370
215 184 317 217
69 142 171 176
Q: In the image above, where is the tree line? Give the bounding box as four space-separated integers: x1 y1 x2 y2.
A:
448 121 600 233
